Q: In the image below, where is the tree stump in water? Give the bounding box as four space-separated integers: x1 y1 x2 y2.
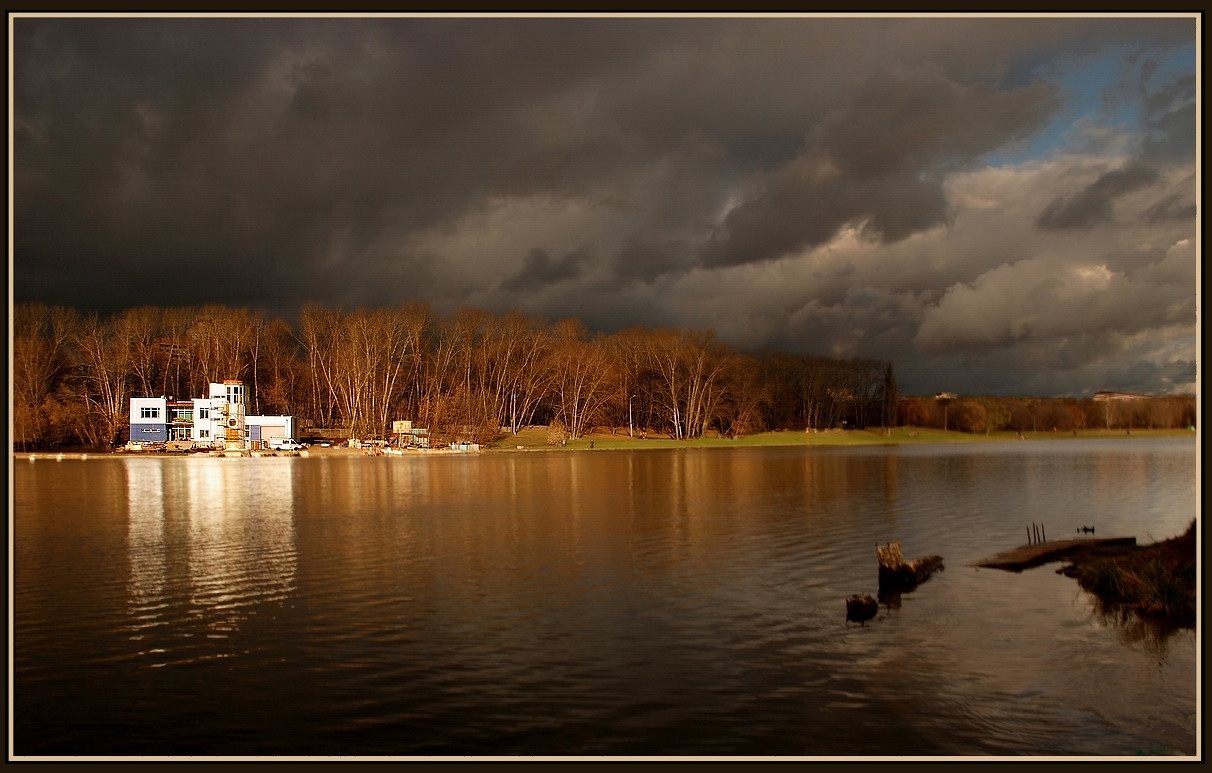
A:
845 594 878 624
877 541 944 591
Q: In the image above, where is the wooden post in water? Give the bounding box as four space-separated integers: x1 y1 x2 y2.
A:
1041 524 1046 543
1026 525 1032 545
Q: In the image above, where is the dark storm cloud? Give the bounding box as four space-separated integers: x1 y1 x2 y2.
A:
1103 358 1197 396
14 17 672 312
15 17 1189 303
1140 73 1196 163
1033 60 1192 233
612 237 695 284
1035 163 1160 230
502 247 588 292
703 65 1057 267
12 15 1197 396
1140 190 1196 224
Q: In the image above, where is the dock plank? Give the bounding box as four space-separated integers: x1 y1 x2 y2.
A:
973 537 1137 571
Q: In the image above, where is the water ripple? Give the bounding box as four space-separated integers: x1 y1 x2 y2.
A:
13 442 1197 756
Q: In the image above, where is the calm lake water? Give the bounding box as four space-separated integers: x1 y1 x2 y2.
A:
13 439 1198 757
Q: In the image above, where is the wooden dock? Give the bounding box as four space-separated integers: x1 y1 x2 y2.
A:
972 537 1137 571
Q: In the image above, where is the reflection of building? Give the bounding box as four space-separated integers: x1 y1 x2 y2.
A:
124 455 298 657
128 380 294 449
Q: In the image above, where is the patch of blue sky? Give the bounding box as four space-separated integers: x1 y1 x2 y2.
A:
981 42 1193 169
1143 43 1196 90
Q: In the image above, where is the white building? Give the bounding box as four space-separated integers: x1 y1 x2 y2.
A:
245 414 296 444
190 396 228 447
210 380 247 450
130 397 169 443
127 380 294 450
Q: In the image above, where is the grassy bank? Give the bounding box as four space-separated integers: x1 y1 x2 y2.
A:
1059 521 1196 627
13 426 1192 458
490 426 1195 452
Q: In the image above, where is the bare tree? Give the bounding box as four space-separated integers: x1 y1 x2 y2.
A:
642 328 734 439
548 320 618 439
258 317 303 416
297 304 343 429
185 306 257 395
73 313 135 446
309 306 425 439
474 310 553 434
157 307 197 400
115 307 164 399
721 353 769 437
881 361 898 435
13 303 77 448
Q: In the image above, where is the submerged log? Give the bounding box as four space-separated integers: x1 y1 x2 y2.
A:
877 542 944 590
845 594 878 624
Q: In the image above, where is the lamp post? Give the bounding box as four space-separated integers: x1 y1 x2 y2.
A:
936 393 954 433
629 394 636 438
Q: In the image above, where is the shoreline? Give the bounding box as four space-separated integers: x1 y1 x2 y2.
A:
12 426 1195 460
1057 521 1196 628
492 426 1194 452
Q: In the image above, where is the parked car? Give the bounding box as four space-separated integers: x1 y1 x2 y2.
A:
269 438 305 451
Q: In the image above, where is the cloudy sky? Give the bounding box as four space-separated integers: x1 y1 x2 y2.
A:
12 14 1198 397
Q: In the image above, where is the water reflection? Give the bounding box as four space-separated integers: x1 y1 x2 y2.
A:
125 460 168 636
124 458 298 665
15 440 1196 756
1085 594 1192 665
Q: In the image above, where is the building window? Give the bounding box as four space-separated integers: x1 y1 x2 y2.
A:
198 408 209 419
140 407 160 419
199 430 210 439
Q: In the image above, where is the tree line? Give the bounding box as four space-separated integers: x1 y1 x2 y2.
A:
13 302 898 450
898 394 1196 434
13 302 1194 451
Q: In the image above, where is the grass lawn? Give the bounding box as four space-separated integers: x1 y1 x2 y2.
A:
489 425 1194 451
